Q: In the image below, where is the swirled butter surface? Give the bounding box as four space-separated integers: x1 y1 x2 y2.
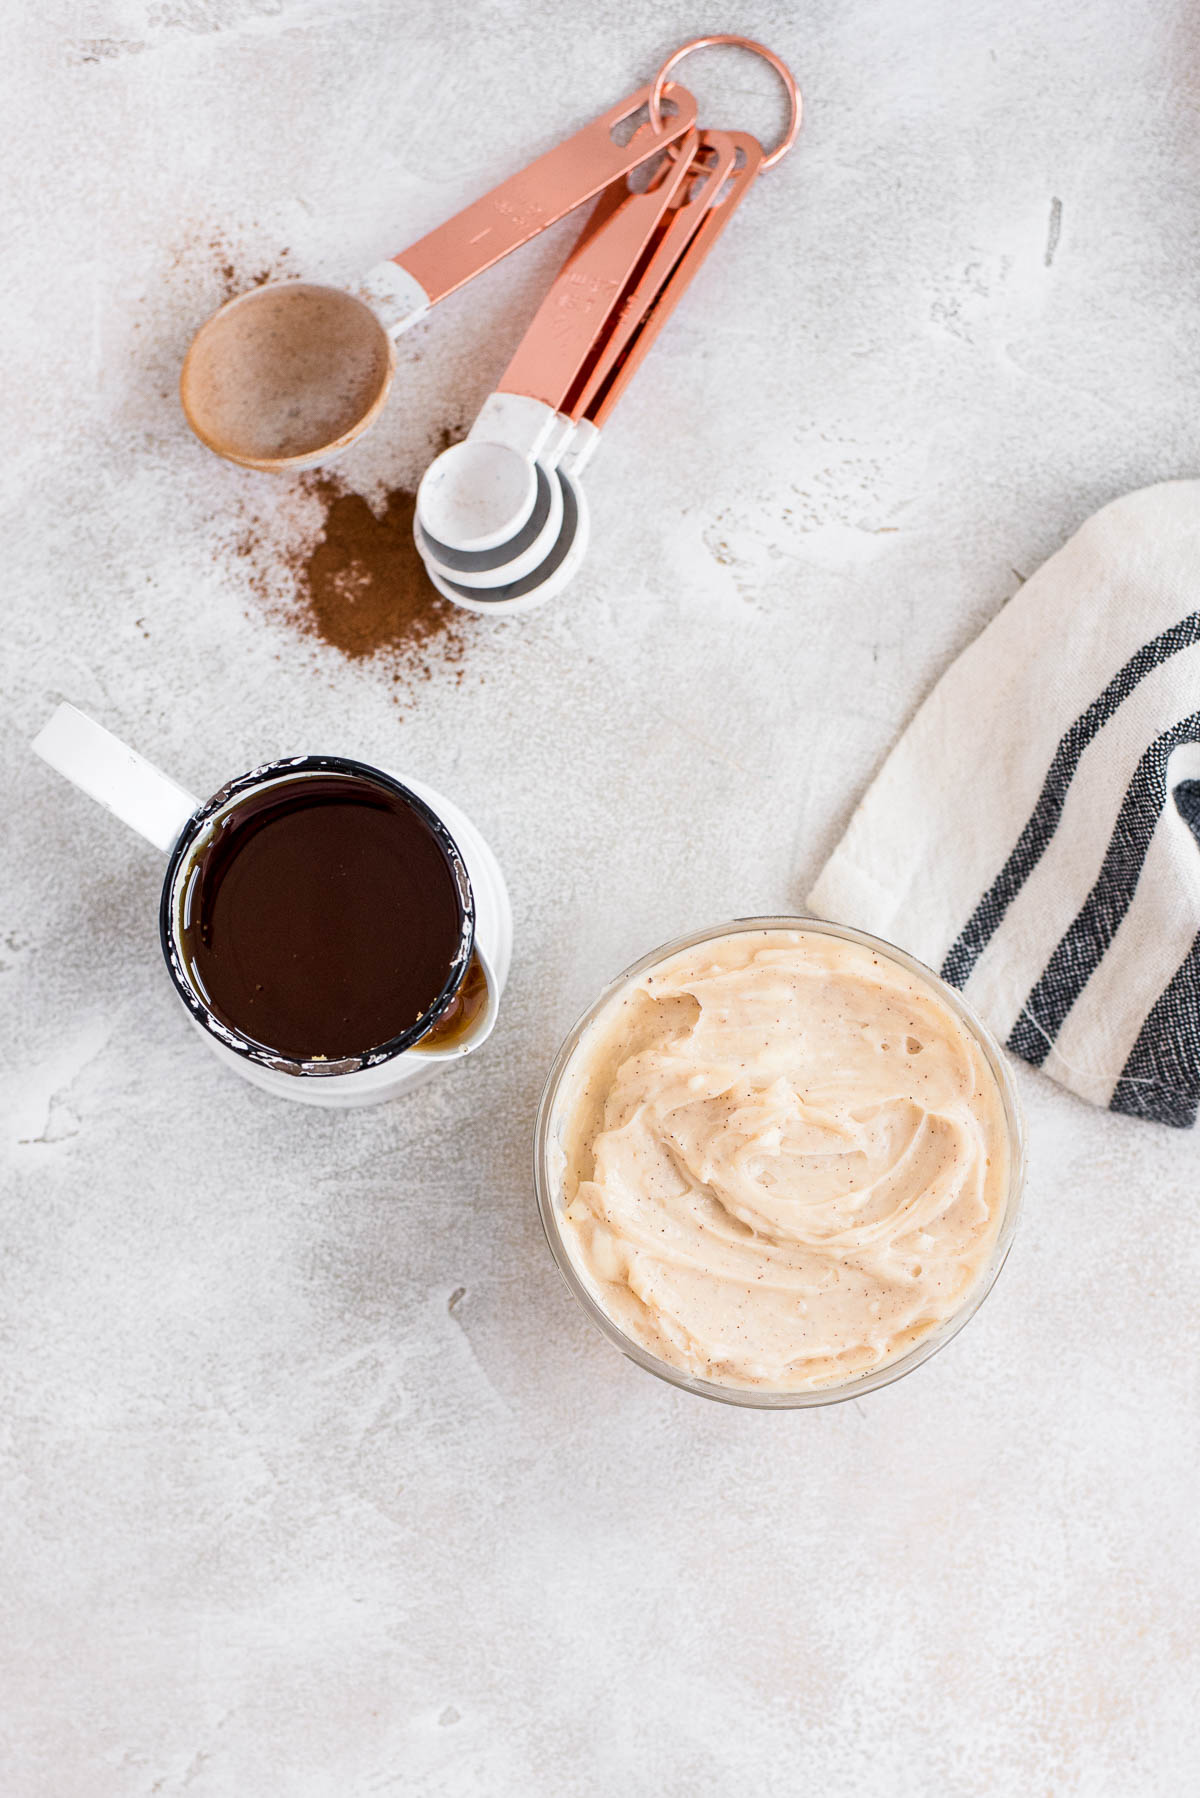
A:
551 928 1013 1393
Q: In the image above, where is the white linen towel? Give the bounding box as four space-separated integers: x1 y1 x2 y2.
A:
809 480 1200 1126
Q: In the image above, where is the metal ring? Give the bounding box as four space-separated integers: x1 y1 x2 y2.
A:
648 36 801 171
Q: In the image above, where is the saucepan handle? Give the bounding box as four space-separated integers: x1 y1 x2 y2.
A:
32 703 200 855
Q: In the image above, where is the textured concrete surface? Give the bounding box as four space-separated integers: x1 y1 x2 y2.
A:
2 3 1198 1794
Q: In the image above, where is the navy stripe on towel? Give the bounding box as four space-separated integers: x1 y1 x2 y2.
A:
1007 712 1200 1067
942 614 1200 989
1110 937 1200 1127
1175 779 1200 839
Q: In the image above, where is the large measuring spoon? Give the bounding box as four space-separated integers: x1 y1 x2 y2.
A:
179 81 698 472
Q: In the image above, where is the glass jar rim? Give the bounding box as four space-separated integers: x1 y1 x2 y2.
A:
158 755 475 1077
533 914 1027 1409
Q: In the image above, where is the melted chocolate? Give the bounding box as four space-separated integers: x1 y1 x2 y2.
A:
179 773 465 1061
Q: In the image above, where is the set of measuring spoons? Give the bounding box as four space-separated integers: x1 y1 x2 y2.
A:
180 36 800 614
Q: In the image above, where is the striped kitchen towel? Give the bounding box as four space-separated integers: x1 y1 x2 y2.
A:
808 479 1200 1126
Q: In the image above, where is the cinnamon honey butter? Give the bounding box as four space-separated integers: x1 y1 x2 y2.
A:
546 927 1015 1394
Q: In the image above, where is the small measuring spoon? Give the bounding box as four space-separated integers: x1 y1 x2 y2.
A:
418 23 804 612
179 81 698 471
415 126 701 584
420 130 764 614
414 130 734 596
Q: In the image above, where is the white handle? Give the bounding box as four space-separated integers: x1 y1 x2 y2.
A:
356 260 432 338
469 392 564 461
561 419 602 477
32 703 200 854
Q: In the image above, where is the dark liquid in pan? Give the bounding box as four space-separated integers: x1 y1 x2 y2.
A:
179 774 466 1061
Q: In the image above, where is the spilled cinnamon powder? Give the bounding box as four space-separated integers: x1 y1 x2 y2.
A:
298 476 466 664
236 470 472 682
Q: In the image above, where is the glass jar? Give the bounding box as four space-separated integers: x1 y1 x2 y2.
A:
535 916 1025 1408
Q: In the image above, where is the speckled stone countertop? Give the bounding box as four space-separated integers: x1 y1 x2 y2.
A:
3 4 1198 1794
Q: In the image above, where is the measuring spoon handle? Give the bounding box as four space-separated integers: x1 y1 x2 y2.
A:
586 130 764 429
567 128 739 423
494 126 700 415
379 82 697 327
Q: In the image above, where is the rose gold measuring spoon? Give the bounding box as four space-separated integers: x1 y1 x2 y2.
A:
414 128 739 589
179 80 698 472
571 33 800 436
419 126 767 613
414 124 702 579
416 35 800 607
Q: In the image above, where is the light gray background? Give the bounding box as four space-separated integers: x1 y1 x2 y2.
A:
2 3 1198 1794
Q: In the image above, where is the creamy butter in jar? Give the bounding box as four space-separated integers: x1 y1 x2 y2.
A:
535 919 1024 1408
